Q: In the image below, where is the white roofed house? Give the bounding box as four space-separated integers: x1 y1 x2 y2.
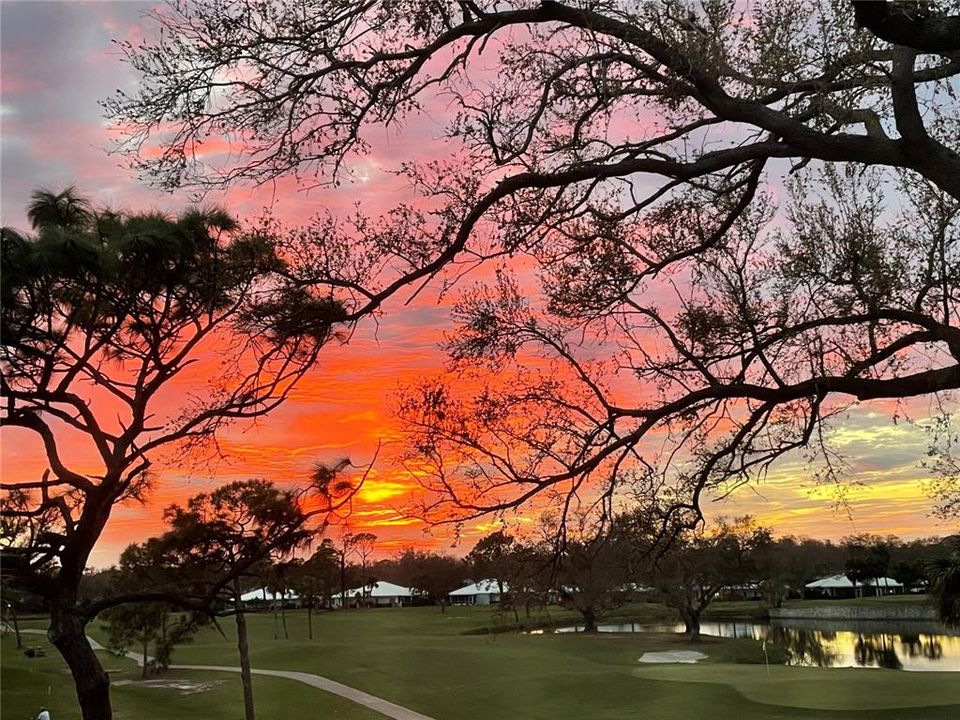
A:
238 587 300 608
333 581 415 608
804 574 904 599
867 576 905 596
449 579 508 606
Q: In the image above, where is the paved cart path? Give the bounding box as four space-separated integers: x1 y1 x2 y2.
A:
168 663 436 720
15 628 435 720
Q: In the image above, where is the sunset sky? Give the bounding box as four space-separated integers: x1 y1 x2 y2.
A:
1 1 956 569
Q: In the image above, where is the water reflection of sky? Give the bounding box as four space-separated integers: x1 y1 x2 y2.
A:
547 621 960 672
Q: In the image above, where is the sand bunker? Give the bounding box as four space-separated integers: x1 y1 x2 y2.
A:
113 679 223 695
638 650 708 664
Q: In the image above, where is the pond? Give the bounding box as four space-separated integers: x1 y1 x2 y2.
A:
539 620 960 671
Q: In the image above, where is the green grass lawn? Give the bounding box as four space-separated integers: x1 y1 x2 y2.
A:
5 603 959 720
1 634 382 720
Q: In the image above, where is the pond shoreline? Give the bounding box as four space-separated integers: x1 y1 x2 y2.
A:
771 604 937 622
773 616 954 636
533 619 960 671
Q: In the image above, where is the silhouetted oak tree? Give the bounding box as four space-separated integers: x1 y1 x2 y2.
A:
107 2 960 526
647 516 769 641
558 533 633 633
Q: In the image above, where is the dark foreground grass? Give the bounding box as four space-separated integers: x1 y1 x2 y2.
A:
5 604 959 720
1 634 382 720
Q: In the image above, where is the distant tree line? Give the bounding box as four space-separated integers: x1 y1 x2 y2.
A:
62 523 958 652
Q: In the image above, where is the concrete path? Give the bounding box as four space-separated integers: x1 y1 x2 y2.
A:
172 663 435 720
14 629 435 720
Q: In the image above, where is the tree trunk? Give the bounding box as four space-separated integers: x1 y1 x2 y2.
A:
307 603 313 641
141 636 149 679
49 603 112 720
581 607 598 633
233 583 256 720
272 597 279 640
11 602 22 650
439 600 446 614
280 599 288 639
681 607 702 642
361 562 367 607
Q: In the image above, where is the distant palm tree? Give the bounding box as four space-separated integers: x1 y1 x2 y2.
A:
26 186 92 230
928 544 960 628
